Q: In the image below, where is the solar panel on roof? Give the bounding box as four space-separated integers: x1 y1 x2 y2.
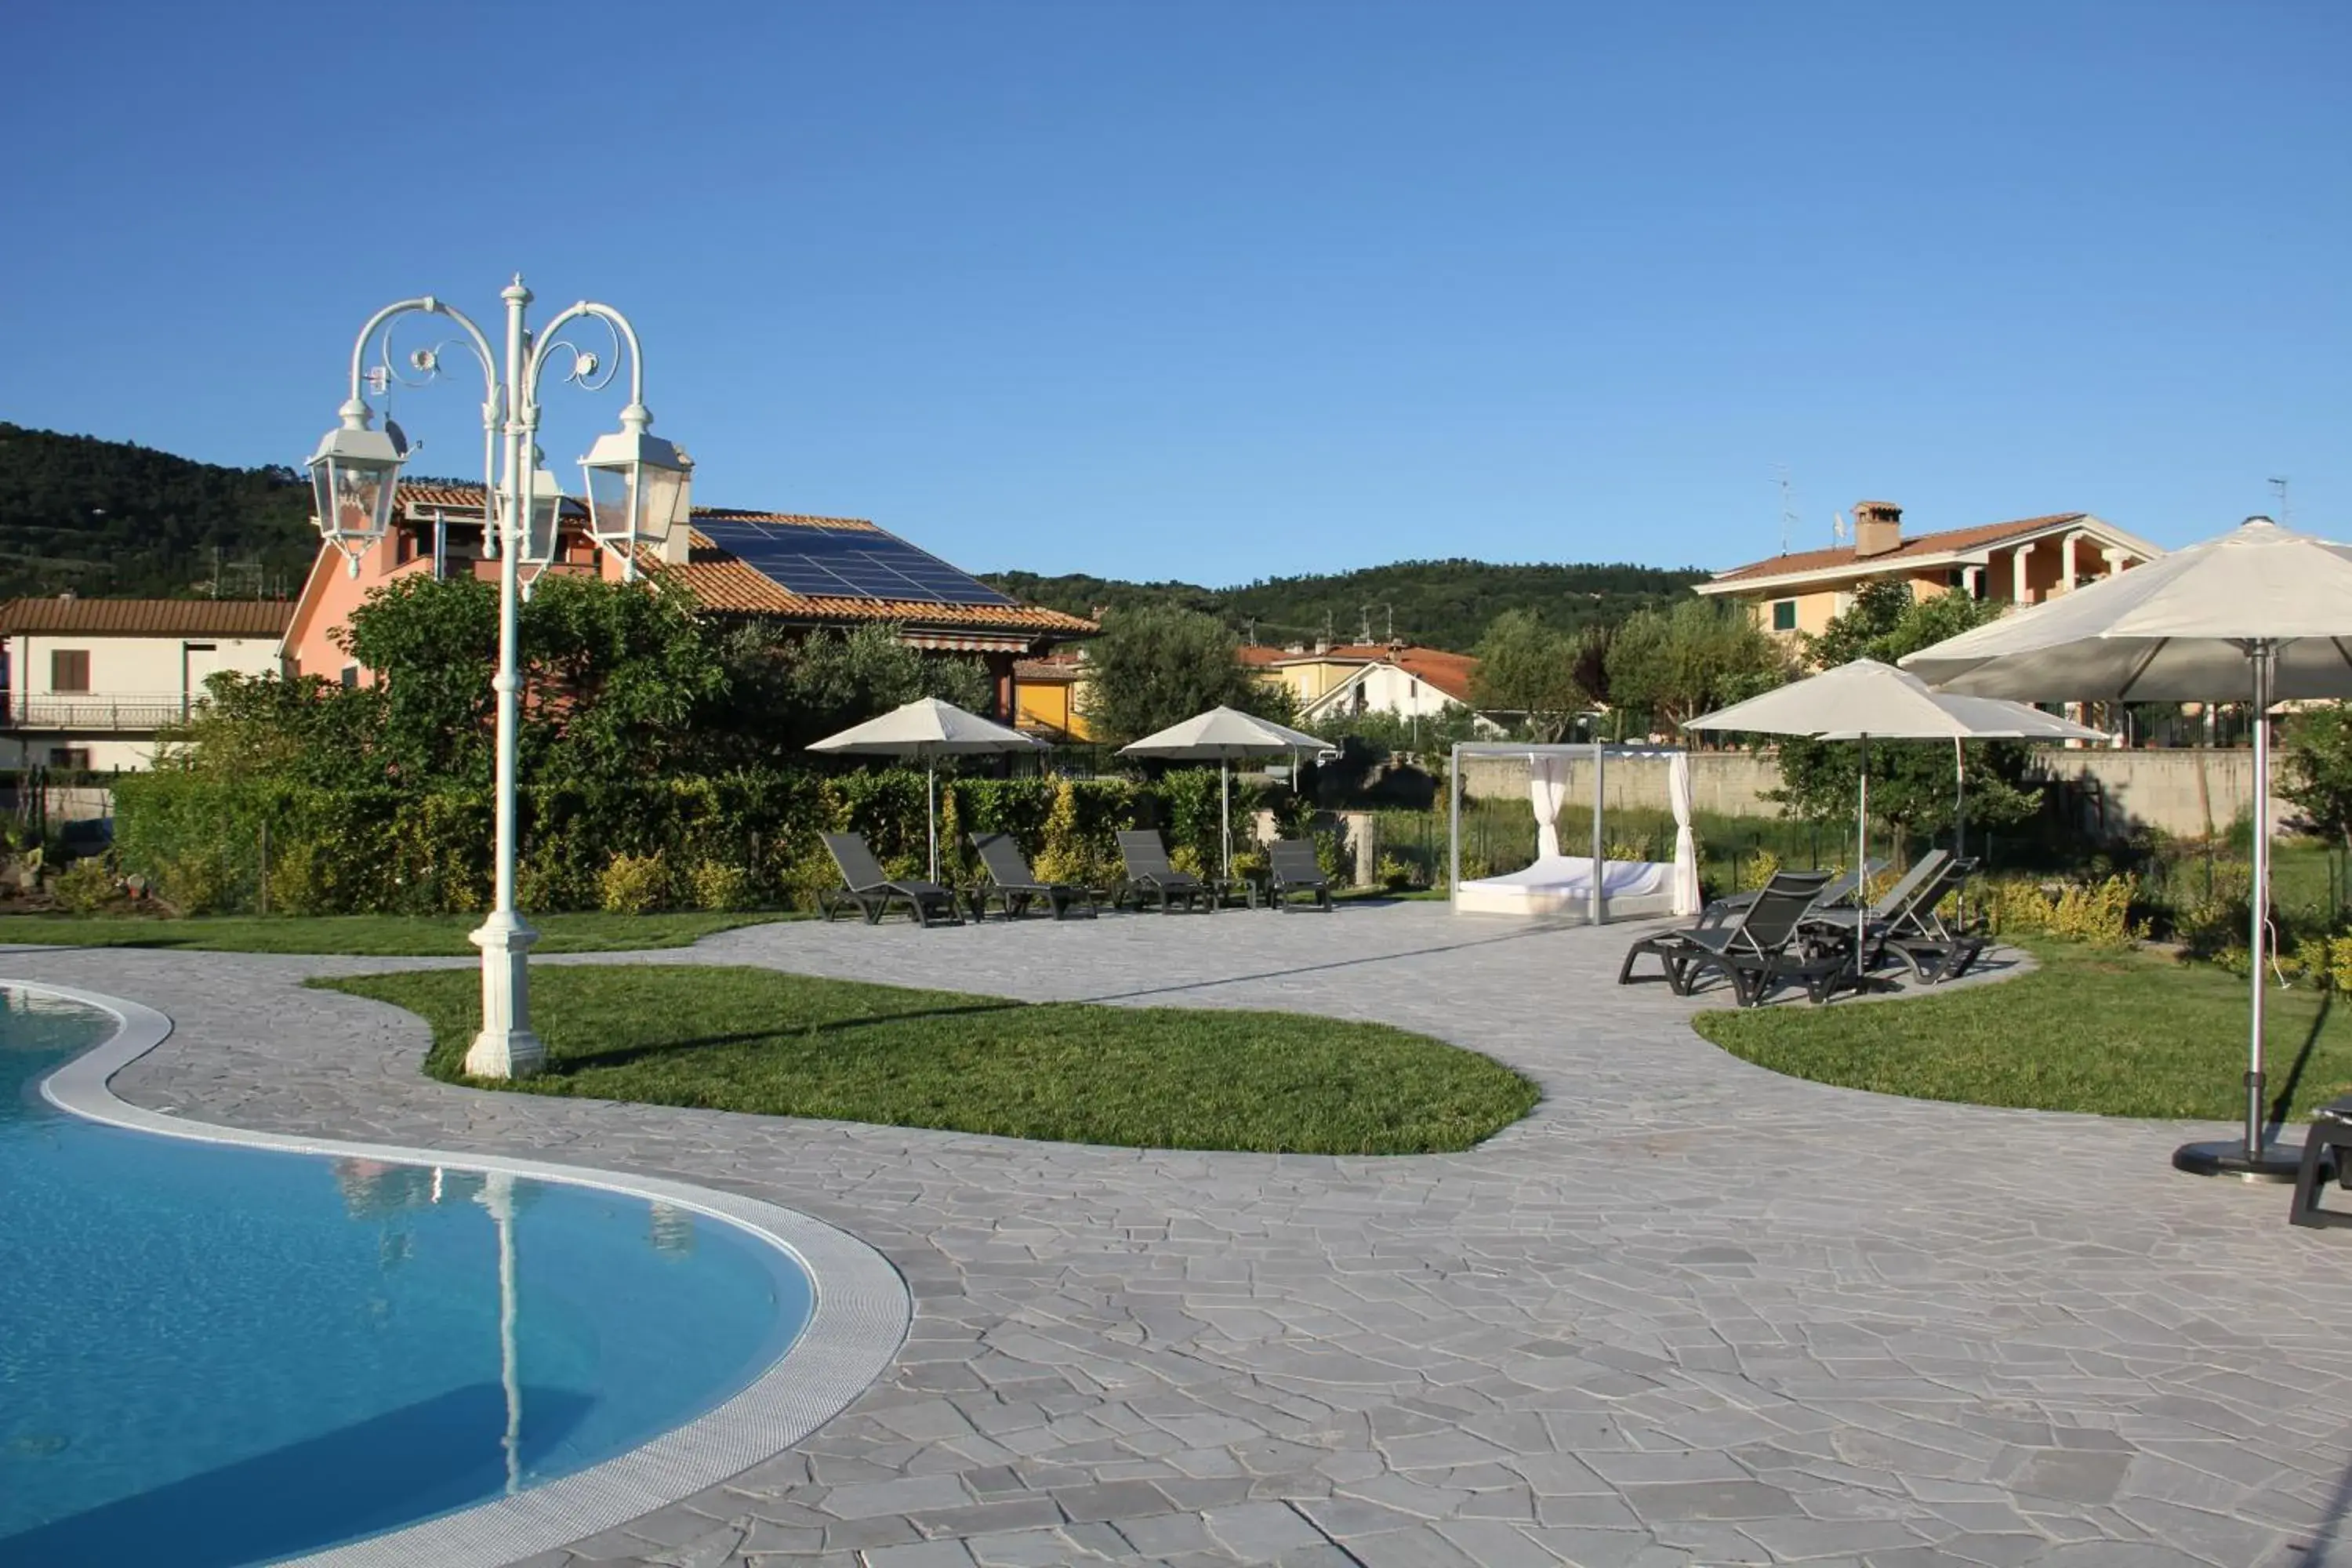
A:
695 517 1018 607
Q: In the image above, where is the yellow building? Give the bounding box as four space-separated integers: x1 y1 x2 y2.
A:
1011 653 1094 741
1695 501 2162 644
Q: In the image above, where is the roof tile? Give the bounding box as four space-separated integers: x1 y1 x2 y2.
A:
0 598 296 637
1710 514 2090 584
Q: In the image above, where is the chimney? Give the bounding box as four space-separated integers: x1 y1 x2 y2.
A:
1853 500 1903 558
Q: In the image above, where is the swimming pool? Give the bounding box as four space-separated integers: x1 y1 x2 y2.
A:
0 985 850 1567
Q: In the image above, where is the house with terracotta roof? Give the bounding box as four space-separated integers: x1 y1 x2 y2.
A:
1251 642 1488 728
280 481 1094 720
0 597 296 770
1694 500 2163 645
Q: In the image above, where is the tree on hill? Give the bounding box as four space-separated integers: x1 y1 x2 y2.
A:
0 422 318 598
1080 604 1295 746
985 557 1706 657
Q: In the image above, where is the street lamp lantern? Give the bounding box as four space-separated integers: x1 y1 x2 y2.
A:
580 405 691 582
310 278 677 1080
308 400 406 575
506 457 570 576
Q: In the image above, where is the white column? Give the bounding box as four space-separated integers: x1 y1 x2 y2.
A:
466 278 543 1080
2011 543 2032 604
2060 533 2079 593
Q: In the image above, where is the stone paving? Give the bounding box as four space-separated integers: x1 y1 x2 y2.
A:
9 905 2352 1568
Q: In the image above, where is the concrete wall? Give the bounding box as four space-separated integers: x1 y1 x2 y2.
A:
1458 748 2282 840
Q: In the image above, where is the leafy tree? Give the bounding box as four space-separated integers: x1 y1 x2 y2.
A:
1804 577 1996 669
1080 604 1294 745
152 672 381 786
336 573 499 786
699 620 993 762
2282 704 2352 851
521 572 725 782
1470 609 1592 742
1771 585 2039 852
1605 598 1787 732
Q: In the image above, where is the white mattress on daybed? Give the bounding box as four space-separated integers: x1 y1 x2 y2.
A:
1454 854 1679 920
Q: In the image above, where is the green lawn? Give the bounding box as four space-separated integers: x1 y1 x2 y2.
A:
315 964 1537 1154
0 910 801 956
1692 938 2352 1122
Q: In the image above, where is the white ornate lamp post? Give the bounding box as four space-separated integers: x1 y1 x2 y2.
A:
308 276 688 1079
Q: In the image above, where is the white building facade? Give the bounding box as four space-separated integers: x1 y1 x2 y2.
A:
0 599 292 771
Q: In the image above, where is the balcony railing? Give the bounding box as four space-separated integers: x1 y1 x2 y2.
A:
5 693 198 731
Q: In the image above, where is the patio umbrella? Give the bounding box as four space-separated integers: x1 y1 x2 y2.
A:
1904 515 2352 1181
1684 659 2105 975
808 697 1048 882
1120 706 1338 876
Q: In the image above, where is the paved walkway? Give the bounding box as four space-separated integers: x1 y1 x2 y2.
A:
7 906 2347 1568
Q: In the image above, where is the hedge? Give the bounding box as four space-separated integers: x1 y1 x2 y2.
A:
111 768 1283 916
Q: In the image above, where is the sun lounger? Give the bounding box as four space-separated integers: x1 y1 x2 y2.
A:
1618 870 1845 1005
1265 838 1334 912
1870 855 1985 982
1113 829 1229 913
970 832 1097 920
1703 858 1886 923
818 833 963 927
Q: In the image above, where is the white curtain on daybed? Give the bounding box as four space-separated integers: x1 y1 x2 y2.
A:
1528 754 1569 859
1668 751 1700 916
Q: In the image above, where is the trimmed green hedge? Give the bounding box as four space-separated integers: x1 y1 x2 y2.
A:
113 769 1279 916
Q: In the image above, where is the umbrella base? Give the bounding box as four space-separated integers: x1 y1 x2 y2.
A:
2171 1138 2303 1183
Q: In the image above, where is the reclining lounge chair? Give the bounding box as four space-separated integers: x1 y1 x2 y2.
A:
1114 829 1225 913
819 833 963 927
1618 870 1846 1005
971 832 1097 920
1265 838 1334 912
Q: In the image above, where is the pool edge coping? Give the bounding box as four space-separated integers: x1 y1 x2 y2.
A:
21 979 913 1568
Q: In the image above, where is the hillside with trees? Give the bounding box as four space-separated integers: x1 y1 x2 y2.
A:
0 423 318 599
984 558 1707 655
0 423 1708 646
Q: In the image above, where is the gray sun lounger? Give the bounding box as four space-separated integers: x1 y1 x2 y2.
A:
1619 870 1846 1005
1114 829 1228 913
971 832 1097 920
819 833 963 927
1265 838 1334 912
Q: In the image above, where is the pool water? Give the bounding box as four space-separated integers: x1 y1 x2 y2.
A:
0 989 814 1566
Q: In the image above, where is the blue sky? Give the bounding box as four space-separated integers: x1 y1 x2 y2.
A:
2 1 2343 587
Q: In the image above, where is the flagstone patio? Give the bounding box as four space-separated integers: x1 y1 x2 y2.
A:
7 902 2344 1568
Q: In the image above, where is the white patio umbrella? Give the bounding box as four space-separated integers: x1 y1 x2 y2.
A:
1685 659 2104 975
1904 515 2352 1181
1119 706 1338 876
808 697 1048 882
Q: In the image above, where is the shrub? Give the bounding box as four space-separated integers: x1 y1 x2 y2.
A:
1377 851 1417 891
1983 874 2142 946
158 846 236 915
53 858 114 915
599 851 670 914
690 858 754 912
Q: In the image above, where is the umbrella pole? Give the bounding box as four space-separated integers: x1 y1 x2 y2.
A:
1221 758 1232 880
1955 737 1969 927
1855 735 1871 985
2173 642 2301 1181
927 760 938 884
2247 645 2274 1160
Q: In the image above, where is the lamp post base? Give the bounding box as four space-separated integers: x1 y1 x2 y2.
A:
465 911 544 1080
2172 1138 2303 1183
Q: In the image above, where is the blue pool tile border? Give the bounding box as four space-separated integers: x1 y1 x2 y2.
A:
23 980 913 1568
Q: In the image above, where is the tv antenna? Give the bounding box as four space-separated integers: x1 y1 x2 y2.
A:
1831 510 1851 545
2270 476 2291 523
1775 465 1797 554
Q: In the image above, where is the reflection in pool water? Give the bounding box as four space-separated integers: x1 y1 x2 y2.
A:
0 989 813 1566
